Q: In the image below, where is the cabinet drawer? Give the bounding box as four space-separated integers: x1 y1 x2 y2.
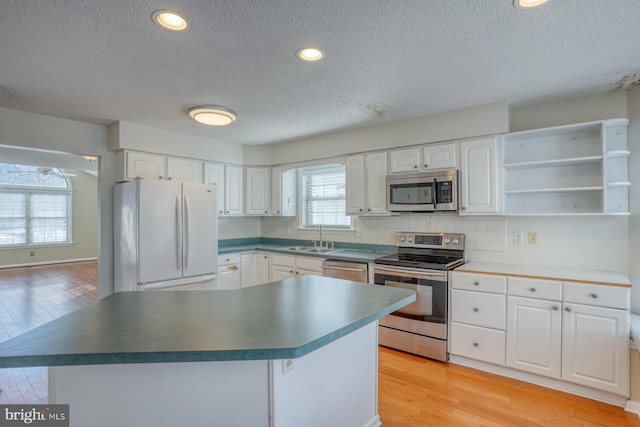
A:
296 256 323 272
450 322 506 366
563 282 629 309
451 289 506 330
271 254 295 267
218 253 240 266
508 277 562 301
452 272 506 294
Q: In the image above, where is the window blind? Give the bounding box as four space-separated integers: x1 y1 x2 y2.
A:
300 164 351 228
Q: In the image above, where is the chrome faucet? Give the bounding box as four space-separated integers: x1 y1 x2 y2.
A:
318 224 324 248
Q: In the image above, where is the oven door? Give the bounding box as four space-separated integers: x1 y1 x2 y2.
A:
373 264 447 324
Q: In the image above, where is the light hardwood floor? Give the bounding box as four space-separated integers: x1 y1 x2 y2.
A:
0 261 98 404
0 262 638 426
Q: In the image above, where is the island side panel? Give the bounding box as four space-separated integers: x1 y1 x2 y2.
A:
271 322 380 427
49 360 270 427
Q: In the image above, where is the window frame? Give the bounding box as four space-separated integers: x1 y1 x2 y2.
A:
0 165 74 248
298 163 353 232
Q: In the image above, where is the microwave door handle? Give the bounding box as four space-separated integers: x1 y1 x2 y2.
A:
433 178 438 210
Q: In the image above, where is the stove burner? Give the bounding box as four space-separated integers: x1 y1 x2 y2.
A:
373 232 465 271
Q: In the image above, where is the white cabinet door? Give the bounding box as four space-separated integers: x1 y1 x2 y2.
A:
126 151 166 180
506 296 562 379
345 155 366 214
218 267 240 290
241 252 270 287
390 148 420 173
225 165 244 215
459 136 501 215
272 168 296 216
561 303 629 395
167 157 203 183
245 167 270 215
271 264 295 281
204 162 225 215
271 166 283 216
365 152 388 214
255 253 270 284
423 142 457 169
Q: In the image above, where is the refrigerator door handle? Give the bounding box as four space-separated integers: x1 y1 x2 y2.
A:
175 194 182 271
184 194 190 269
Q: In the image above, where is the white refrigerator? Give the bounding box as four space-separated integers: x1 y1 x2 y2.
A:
114 179 218 291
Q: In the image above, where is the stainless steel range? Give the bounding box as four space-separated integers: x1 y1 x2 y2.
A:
373 232 464 361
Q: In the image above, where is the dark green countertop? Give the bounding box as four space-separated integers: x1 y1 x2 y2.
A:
0 276 414 368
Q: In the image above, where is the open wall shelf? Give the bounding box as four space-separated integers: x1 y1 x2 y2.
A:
501 119 629 216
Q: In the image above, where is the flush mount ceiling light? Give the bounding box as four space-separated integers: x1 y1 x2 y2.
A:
188 106 237 126
513 0 549 8
152 10 188 31
296 47 325 62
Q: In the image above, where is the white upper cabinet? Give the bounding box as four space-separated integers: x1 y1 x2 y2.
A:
245 167 271 215
390 142 457 173
204 163 225 215
423 142 457 170
225 165 244 215
346 152 388 215
271 167 297 216
166 157 203 182
345 155 366 214
459 136 501 215
121 150 202 182
501 118 629 215
390 148 420 173
124 151 167 180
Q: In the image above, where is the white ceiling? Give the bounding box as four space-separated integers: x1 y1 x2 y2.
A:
1 0 639 146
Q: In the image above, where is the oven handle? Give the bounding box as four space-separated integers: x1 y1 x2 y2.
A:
374 265 447 280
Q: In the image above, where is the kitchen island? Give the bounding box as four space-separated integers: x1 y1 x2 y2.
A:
0 275 414 427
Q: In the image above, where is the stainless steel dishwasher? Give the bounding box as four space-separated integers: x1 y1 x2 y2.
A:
322 259 368 283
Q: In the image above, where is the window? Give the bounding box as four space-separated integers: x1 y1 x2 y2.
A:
299 164 352 229
0 164 72 247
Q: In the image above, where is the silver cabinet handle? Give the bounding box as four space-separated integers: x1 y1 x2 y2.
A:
553 306 559 310
474 281 480 286
565 307 572 312
591 293 598 299
530 287 536 292
473 307 479 312
473 342 479 347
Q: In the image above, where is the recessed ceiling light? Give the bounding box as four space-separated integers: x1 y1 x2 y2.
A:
296 47 325 62
152 10 188 31
513 0 549 9
188 106 237 126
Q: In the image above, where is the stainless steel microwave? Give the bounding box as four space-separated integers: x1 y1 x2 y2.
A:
386 170 458 212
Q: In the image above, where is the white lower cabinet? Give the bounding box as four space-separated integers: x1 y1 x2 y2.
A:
451 271 630 399
241 252 270 288
561 300 629 395
506 296 562 379
217 253 241 290
270 254 322 281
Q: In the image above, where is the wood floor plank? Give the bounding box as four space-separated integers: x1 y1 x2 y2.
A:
378 345 640 427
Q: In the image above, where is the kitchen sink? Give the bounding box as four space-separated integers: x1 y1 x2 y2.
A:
284 246 336 253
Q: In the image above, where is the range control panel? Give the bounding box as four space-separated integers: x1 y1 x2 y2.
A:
396 232 464 250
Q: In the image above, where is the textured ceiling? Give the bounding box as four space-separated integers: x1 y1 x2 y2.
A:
0 0 639 146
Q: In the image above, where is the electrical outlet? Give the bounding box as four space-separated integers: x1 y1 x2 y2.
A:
528 232 538 245
355 228 362 237
377 228 384 239
29 251 35 256
282 359 295 374
287 226 291 234
514 232 524 245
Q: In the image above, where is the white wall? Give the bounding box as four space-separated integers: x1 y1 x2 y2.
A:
628 87 640 312
0 170 98 267
109 121 244 164
0 106 114 298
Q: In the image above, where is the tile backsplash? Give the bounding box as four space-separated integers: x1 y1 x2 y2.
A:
259 215 506 252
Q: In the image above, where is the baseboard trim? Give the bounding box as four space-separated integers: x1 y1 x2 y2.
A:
625 400 640 416
0 257 97 269
449 355 629 407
